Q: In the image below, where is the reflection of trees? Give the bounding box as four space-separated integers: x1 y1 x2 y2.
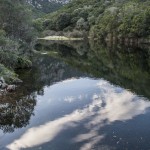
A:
29 54 85 87
0 53 85 133
38 40 150 98
35 40 90 57
87 41 150 98
0 94 36 133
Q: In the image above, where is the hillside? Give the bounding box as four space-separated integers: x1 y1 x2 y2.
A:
0 0 71 83
27 0 69 14
35 0 150 39
0 0 34 82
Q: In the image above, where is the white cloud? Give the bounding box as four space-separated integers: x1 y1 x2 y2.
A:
7 79 150 150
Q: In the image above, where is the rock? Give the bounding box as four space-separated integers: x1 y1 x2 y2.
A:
0 77 8 89
0 77 5 83
1 83 8 89
0 76 17 92
0 89 6 94
6 85 16 92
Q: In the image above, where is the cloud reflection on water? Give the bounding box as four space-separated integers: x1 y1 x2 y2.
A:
7 78 150 150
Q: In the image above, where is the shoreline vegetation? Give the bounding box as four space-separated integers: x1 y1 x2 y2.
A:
34 0 150 41
0 0 34 92
38 35 150 44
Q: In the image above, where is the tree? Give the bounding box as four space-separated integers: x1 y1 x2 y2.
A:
56 13 71 31
0 0 34 43
76 18 89 30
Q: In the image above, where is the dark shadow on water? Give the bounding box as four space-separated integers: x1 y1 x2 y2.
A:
0 54 86 134
36 40 150 99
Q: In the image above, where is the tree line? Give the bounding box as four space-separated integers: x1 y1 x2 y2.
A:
0 0 34 82
34 0 150 39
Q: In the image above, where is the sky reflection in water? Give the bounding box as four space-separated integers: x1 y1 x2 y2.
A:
6 78 150 150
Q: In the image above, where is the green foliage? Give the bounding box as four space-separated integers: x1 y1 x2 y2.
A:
0 30 7 46
0 0 34 81
56 13 71 31
26 0 63 14
91 1 150 38
33 18 44 32
118 2 150 37
38 0 150 39
0 50 32 69
0 64 18 83
76 18 89 30
0 0 34 42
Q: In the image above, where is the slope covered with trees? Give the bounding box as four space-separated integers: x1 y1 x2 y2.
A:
0 0 149 83
27 0 62 14
35 0 150 40
0 0 70 83
0 0 34 82
26 0 70 17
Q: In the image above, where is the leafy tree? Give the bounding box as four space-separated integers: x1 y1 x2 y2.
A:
56 13 71 31
76 18 89 30
0 0 34 82
38 0 150 39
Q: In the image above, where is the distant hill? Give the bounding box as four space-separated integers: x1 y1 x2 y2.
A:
26 0 70 14
35 0 150 39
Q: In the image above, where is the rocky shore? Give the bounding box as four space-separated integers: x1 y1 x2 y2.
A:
0 77 17 95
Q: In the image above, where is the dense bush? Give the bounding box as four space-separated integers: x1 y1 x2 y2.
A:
56 13 71 30
0 64 18 83
90 1 150 39
0 0 34 82
36 0 150 39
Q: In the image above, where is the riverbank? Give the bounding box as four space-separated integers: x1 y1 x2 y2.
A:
0 55 32 94
38 36 84 41
0 65 24 95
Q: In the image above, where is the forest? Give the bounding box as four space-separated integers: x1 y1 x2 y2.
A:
34 0 150 39
0 0 150 83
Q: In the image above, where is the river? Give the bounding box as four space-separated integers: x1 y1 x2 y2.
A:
0 40 150 150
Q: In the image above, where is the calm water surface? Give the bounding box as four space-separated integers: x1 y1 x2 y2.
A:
0 41 150 150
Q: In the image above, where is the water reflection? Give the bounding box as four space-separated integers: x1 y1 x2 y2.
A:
0 41 150 150
6 78 150 150
0 88 36 133
36 40 150 98
0 54 85 134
